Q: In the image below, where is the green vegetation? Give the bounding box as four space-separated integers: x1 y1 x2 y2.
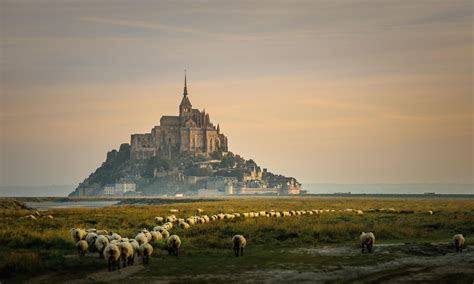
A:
1 197 473 282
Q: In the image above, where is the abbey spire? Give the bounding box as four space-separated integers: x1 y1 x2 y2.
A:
179 70 192 116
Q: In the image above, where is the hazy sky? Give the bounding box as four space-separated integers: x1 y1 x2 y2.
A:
1 0 472 187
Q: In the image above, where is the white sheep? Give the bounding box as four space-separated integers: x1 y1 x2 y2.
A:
46 215 54 219
77 240 88 257
161 229 170 240
360 232 375 253
118 240 135 267
232 235 246 257
167 235 181 256
104 243 121 271
428 210 434 215
70 228 86 242
197 208 204 213
356 210 364 215
179 222 190 230
169 209 179 213
96 230 109 235
139 243 153 264
155 216 164 223
129 239 140 257
140 229 152 242
150 230 162 242
85 232 98 251
109 233 122 241
95 235 109 258
453 234 465 253
135 232 148 245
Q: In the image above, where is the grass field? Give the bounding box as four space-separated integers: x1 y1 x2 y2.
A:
0 197 473 283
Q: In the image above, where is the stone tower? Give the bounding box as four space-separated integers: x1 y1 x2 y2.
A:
179 71 192 117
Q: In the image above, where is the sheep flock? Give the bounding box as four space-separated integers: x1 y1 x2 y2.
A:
68 207 467 272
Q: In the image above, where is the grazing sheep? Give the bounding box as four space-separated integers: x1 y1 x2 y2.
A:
22 214 38 221
232 235 246 257
453 234 465 253
109 233 122 241
46 215 54 219
70 228 87 242
77 240 89 257
360 232 375 253
161 229 170 240
169 209 179 213
104 243 121 272
179 222 190 229
140 229 152 242
95 235 110 258
197 208 204 213
150 230 163 242
155 216 164 223
129 239 140 258
139 243 153 265
85 232 98 251
167 235 181 256
428 210 434 215
356 210 364 215
118 241 134 267
96 230 108 235
135 232 148 245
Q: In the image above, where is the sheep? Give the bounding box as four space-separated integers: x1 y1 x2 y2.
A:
169 209 179 213
186 218 196 225
129 239 140 258
453 234 465 253
104 243 121 271
428 210 434 215
163 222 174 230
155 216 164 223
118 240 134 267
77 240 88 257
23 214 38 221
140 229 152 242
139 243 153 265
232 235 246 257
355 210 364 215
70 228 87 242
197 208 204 213
167 235 181 256
360 232 375 253
96 230 108 235
34 210 41 216
161 229 170 240
135 232 148 245
109 233 122 241
46 215 54 219
85 232 98 251
95 235 110 258
179 222 190 230
150 230 163 242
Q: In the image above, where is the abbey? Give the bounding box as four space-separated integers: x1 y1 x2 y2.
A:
130 74 228 160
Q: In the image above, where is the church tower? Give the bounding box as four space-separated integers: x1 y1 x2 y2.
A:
179 71 192 116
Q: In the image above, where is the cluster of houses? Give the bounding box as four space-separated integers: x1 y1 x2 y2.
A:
102 178 137 196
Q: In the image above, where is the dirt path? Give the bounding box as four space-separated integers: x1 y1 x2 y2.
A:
69 264 146 283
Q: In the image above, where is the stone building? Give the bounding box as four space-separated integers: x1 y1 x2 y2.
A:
131 73 228 160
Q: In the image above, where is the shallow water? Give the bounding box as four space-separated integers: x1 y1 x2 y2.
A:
26 201 119 210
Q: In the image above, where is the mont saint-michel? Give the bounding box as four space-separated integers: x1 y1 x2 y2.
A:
70 75 302 196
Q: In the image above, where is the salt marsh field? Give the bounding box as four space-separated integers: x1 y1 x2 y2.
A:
0 196 473 283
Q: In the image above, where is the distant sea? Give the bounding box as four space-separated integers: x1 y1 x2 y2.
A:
0 184 472 197
303 183 473 195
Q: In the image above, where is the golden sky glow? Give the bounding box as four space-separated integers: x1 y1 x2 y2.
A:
0 0 472 186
